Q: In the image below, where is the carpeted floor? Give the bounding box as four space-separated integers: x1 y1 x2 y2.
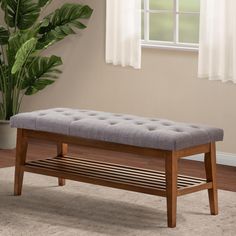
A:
0 168 235 236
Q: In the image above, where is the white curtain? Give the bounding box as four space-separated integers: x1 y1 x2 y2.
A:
198 0 236 83
106 0 141 69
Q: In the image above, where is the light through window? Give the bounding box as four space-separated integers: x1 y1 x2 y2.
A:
141 0 200 50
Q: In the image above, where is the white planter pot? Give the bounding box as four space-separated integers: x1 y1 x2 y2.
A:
0 120 17 149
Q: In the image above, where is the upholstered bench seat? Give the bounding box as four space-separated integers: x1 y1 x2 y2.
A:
11 108 224 228
10 108 223 151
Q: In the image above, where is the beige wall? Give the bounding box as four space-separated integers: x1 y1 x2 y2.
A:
16 0 236 153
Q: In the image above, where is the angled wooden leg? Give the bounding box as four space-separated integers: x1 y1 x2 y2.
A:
14 129 28 196
165 152 178 228
204 142 218 215
57 142 68 186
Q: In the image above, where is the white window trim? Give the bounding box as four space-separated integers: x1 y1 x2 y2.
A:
141 41 199 52
142 0 199 52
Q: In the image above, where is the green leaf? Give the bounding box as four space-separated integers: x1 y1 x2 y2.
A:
37 3 93 49
7 30 36 68
76 4 94 19
25 79 54 95
24 85 37 95
3 0 40 30
11 37 37 74
22 55 62 95
0 26 9 45
38 0 52 8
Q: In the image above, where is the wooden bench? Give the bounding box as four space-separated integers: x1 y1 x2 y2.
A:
11 108 224 228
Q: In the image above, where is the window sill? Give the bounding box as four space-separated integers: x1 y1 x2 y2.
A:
141 43 199 52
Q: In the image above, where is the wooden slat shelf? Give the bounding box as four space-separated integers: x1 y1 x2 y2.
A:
24 156 209 196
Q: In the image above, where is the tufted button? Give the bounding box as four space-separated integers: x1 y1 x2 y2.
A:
73 117 81 121
98 117 107 120
55 109 64 112
38 113 46 116
113 114 122 117
124 117 132 120
150 119 159 122
89 113 97 116
136 121 144 125
147 127 157 131
174 128 183 133
109 122 117 125
191 125 199 129
162 123 172 126
64 113 72 116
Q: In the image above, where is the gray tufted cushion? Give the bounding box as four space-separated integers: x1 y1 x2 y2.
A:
10 108 224 151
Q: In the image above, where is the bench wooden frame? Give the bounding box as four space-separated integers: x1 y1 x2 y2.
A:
14 128 218 228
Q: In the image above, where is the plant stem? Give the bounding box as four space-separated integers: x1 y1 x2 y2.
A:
17 92 24 113
0 64 7 119
13 46 35 115
1 46 6 65
14 0 21 32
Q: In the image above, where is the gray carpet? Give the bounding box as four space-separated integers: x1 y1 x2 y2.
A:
0 168 235 236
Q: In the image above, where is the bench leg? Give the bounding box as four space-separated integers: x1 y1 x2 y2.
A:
204 142 218 215
57 142 68 186
14 129 28 196
165 152 178 228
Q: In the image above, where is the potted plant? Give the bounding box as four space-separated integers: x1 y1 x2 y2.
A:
0 0 93 149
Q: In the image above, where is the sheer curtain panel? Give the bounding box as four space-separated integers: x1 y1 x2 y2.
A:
198 0 236 83
106 0 141 69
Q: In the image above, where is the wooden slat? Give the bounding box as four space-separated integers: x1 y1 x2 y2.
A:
31 157 205 188
70 156 206 181
44 159 170 185
45 158 191 187
25 157 207 195
46 159 190 188
23 165 167 197
27 161 167 189
57 156 206 183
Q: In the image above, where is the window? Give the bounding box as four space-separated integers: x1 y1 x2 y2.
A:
141 0 200 50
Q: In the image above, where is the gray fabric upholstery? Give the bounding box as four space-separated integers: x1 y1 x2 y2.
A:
10 108 224 151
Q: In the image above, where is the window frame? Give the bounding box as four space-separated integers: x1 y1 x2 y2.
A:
141 0 200 51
